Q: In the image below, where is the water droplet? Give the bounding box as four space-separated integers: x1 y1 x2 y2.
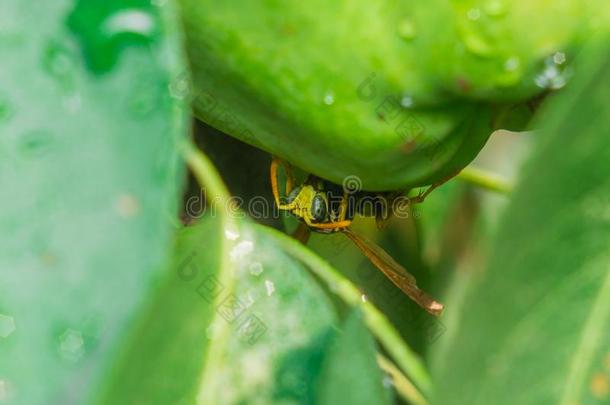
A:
382 374 394 389
0 314 16 338
496 56 523 86
18 129 55 157
249 261 264 276
484 0 507 17
264 280 275 296
504 57 520 71
42 40 77 91
553 51 566 65
397 19 417 41
467 8 482 21
323 92 335 105
102 10 156 38
169 73 192 101
115 194 140 218
229 240 254 262
400 94 414 108
67 2 159 73
462 34 493 57
224 228 240 241
534 54 570 90
360 294 368 303
57 328 85 362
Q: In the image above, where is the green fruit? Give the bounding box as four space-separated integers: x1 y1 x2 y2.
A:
177 0 600 191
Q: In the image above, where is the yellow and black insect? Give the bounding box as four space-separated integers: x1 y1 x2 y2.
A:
270 157 444 315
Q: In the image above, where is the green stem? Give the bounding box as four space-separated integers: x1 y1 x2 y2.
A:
377 354 430 405
255 224 433 399
181 141 232 208
458 166 513 195
181 141 236 404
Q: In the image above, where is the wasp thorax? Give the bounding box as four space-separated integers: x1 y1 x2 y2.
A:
286 186 302 204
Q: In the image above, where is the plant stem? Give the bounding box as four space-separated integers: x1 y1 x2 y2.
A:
459 166 513 195
182 141 236 404
377 354 430 405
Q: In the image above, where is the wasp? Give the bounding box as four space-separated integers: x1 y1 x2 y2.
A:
270 157 445 315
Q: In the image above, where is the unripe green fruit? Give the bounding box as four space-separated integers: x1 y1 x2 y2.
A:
178 0 602 190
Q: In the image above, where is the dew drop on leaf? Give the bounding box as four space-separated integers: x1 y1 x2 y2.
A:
458 21 493 57
249 261 264 276
41 40 77 91
504 57 520 71
397 19 417 41
534 53 570 90
102 9 156 38
553 51 567 65
264 279 275 296
230 240 254 262
57 328 86 363
497 56 522 86
400 94 414 108
224 227 240 241
484 0 507 17
382 374 393 389
67 2 159 73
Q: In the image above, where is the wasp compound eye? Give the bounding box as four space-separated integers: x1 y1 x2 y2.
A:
310 193 327 223
286 186 302 204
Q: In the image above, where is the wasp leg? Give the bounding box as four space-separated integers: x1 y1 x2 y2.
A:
406 169 461 205
375 192 403 229
270 157 297 210
336 191 350 222
292 222 312 243
304 215 352 231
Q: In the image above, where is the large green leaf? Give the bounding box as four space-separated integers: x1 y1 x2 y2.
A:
99 213 339 404
317 310 393 405
0 0 186 403
431 38 610 405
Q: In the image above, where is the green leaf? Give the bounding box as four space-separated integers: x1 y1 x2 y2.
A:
317 310 393 405
431 38 610 405
99 214 340 404
0 0 186 403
